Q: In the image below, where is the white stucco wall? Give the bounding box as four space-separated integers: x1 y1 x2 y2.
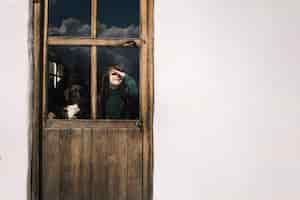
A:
1 0 300 200
0 0 30 200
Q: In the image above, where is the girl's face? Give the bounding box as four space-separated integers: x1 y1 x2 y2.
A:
109 68 123 89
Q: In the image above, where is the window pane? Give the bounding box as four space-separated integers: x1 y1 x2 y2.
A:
48 0 91 36
47 46 91 119
97 47 139 119
97 0 139 38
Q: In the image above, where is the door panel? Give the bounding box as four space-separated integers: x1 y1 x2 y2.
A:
42 128 142 200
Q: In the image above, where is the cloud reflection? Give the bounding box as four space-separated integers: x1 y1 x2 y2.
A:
48 18 139 38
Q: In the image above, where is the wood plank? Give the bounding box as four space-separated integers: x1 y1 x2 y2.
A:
127 128 143 200
145 0 155 200
46 119 138 129
32 2 41 200
140 2 149 200
91 0 97 37
91 46 97 119
80 128 93 200
42 129 60 200
119 130 128 200
140 0 148 40
48 37 142 46
69 129 82 200
106 129 127 200
142 0 155 200
148 0 155 130
59 129 72 200
42 0 49 127
91 128 108 200
139 0 148 131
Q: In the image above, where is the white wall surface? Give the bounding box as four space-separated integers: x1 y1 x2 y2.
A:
0 0 30 200
1 0 300 200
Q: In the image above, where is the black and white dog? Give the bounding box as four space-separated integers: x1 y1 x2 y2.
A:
48 83 89 119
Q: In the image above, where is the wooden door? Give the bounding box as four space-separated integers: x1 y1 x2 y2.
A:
31 0 154 200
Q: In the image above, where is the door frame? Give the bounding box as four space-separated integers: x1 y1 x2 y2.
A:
30 0 154 199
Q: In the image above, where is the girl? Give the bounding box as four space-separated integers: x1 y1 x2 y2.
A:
98 64 139 119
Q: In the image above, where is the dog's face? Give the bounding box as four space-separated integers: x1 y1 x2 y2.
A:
64 84 82 104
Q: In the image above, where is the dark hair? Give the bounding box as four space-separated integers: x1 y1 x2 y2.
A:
98 65 123 117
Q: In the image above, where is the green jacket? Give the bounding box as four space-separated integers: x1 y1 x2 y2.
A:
104 74 139 119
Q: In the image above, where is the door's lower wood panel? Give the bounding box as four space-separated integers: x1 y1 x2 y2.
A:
42 128 142 200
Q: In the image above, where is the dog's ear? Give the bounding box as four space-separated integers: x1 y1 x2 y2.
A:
64 88 70 102
77 85 84 96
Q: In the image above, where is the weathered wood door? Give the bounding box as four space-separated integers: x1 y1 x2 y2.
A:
42 126 143 200
31 0 154 200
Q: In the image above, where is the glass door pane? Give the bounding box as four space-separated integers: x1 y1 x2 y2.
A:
96 0 140 38
96 47 140 119
47 46 91 119
48 0 91 36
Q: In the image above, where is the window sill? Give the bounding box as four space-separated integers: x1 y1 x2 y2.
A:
45 119 140 129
